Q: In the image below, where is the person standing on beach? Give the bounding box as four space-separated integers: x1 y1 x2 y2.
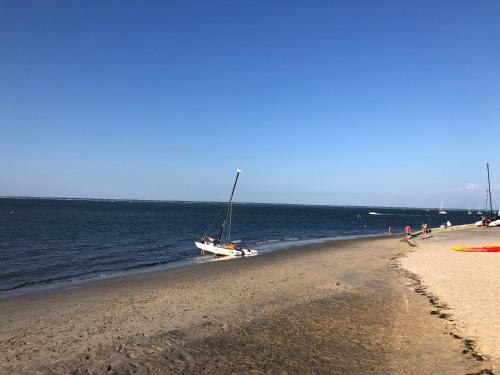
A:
404 225 412 239
388 225 392 234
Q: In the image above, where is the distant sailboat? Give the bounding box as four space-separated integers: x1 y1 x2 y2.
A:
467 206 472 215
438 202 447 215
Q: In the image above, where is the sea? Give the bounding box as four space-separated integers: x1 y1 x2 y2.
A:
0 198 477 297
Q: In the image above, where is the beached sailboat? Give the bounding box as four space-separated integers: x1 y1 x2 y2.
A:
195 169 257 257
475 163 497 224
438 202 447 215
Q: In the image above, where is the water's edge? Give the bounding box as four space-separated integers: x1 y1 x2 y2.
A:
0 233 389 300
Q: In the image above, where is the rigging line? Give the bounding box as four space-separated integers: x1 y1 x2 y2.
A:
222 207 231 244
218 170 241 244
484 190 489 212
203 204 227 238
227 203 233 243
218 199 232 243
487 162 494 217
492 188 499 212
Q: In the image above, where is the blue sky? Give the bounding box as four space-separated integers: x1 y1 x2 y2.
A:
1 1 499 208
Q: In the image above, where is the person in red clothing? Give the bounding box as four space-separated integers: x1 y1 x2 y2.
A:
404 225 412 239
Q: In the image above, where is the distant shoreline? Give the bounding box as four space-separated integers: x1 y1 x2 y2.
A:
0 195 474 211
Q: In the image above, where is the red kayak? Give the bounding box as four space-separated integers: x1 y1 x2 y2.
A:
452 244 500 252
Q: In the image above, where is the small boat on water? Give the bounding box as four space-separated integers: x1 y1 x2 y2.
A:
368 211 381 215
195 169 257 257
438 201 447 215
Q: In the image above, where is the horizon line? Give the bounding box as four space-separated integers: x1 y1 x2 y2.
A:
0 195 476 211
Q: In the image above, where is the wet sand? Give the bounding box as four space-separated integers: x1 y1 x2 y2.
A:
402 226 500 371
0 236 493 374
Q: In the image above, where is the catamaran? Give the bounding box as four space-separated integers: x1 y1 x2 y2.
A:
195 169 257 257
438 201 447 215
475 163 497 223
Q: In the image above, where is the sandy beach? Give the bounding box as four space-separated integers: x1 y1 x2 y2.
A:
0 235 495 374
401 226 500 370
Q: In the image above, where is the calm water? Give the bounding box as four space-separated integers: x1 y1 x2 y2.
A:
0 198 476 295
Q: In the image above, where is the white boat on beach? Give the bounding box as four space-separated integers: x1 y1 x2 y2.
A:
475 219 500 227
195 169 257 257
489 219 500 227
195 240 256 257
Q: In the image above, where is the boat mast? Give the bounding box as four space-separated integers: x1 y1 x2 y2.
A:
217 169 242 244
487 162 493 218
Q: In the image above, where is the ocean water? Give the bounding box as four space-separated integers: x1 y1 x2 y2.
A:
0 198 477 296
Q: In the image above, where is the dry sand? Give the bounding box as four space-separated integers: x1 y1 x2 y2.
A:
401 226 500 370
0 236 494 374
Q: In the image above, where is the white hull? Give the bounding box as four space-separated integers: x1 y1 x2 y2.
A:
195 242 257 257
438 201 446 215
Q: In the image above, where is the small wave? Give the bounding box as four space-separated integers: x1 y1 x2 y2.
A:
120 258 177 271
0 257 181 294
256 239 281 244
255 237 300 245
0 271 98 292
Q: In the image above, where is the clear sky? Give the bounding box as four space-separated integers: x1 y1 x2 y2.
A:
1 1 499 208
